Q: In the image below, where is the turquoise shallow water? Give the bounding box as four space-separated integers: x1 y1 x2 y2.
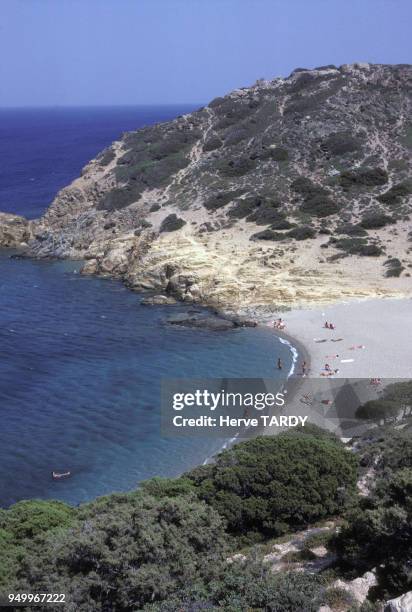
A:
0 106 293 507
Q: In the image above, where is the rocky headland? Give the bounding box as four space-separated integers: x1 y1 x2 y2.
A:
1 63 411 317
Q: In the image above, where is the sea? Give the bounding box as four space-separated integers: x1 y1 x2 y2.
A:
0 106 294 507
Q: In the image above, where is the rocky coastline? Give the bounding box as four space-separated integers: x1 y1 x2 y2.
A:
1 63 411 322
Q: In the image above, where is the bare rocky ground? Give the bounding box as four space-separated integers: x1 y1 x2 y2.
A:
1 63 411 316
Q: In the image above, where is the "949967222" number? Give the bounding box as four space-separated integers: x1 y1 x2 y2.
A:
8 593 66 604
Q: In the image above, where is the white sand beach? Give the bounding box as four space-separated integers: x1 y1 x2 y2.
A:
263 297 412 437
273 297 412 380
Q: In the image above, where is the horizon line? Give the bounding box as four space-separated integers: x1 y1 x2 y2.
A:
0 102 204 111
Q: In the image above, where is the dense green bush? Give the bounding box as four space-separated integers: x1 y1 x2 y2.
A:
204 189 245 211
359 213 394 229
16 493 227 611
147 563 325 611
270 146 289 161
219 156 256 177
356 399 400 424
271 218 295 230
339 167 388 189
291 177 338 217
227 195 281 220
250 229 285 241
320 131 362 156
336 223 368 237
225 127 250 146
384 257 405 277
97 147 116 166
159 214 186 232
247 205 286 226
377 180 412 205
0 501 74 589
202 135 223 152
186 430 357 538
335 469 412 598
330 237 383 256
300 195 339 217
291 177 327 198
288 226 316 240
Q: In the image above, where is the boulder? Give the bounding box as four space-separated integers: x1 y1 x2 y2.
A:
332 571 377 605
384 592 412 612
166 314 235 331
141 295 177 306
0 213 30 247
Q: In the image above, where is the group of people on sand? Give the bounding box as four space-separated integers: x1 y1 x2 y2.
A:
321 363 339 377
324 321 335 330
273 318 285 330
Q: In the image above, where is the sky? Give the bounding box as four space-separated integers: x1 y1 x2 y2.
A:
0 0 411 107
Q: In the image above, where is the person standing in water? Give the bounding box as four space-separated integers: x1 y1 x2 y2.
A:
301 361 307 376
277 358 282 370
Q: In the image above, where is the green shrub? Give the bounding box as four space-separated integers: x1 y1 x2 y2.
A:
250 229 285 241
219 156 256 177
248 206 286 226
359 244 384 256
360 213 394 229
321 131 362 156
331 237 383 256
97 147 115 166
159 214 186 232
0 500 74 589
300 195 339 217
204 189 244 211
339 167 388 189
336 223 368 237
186 430 357 537
288 226 316 240
270 146 289 161
17 494 228 611
334 469 412 598
291 177 328 198
356 399 400 423
147 564 325 612
377 180 412 205
202 135 222 152
225 127 250 146
227 195 281 220
98 185 142 210
271 218 295 230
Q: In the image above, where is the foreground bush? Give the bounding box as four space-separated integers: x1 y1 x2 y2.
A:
16 493 228 611
335 469 412 599
186 429 358 538
145 562 325 611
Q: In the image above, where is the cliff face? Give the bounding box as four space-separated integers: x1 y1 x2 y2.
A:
11 63 412 313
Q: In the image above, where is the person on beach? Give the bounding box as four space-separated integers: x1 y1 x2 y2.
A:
324 363 331 372
301 361 307 376
277 358 282 370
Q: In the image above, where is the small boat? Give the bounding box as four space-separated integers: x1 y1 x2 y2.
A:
52 471 71 480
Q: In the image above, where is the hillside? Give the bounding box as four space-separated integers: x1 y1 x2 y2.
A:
6 63 412 314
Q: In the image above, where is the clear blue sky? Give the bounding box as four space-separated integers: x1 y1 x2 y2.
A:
0 0 410 107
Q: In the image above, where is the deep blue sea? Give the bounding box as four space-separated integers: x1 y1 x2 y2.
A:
0 107 293 507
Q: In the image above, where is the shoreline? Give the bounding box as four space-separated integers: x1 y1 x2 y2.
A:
260 296 412 437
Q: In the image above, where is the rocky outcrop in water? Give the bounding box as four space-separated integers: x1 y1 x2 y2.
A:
0 213 31 248
10 63 412 312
